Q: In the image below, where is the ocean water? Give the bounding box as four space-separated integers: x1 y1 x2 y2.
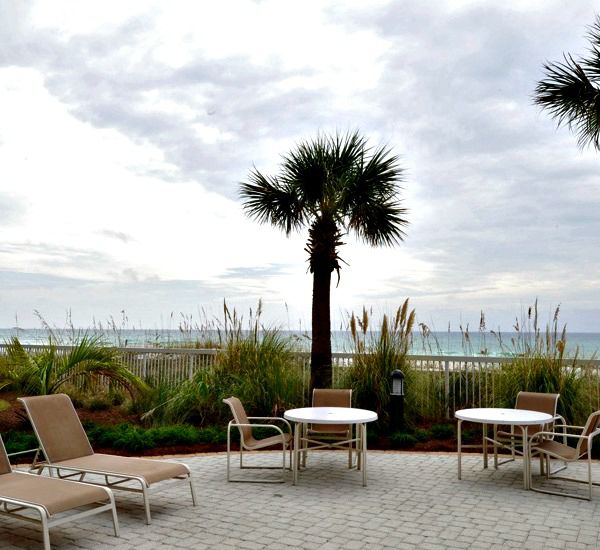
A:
0 328 598 358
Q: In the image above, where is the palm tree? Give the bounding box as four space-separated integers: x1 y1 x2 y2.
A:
2 335 147 396
534 16 600 149
240 131 408 389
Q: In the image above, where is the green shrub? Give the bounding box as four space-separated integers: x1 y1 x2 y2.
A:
87 397 110 411
390 431 417 449
413 428 430 442
1 431 39 455
430 423 454 439
149 425 199 446
460 428 478 443
82 421 228 451
196 426 227 444
85 423 154 452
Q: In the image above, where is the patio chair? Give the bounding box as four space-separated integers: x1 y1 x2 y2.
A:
528 410 600 500
302 389 354 468
222 396 292 483
18 394 197 525
0 434 119 550
491 391 561 471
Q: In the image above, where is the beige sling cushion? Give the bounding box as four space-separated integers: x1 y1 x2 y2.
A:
19 394 93 462
0 439 12 476
311 389 352 434
53 454 189 486
19 394 188 486
497 391 559 439
0 472 110 516
0 437 109 516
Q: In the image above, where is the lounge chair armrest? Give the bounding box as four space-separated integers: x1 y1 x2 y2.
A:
6 447 41 458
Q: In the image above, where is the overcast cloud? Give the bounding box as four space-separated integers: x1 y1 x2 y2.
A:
1 0 599 332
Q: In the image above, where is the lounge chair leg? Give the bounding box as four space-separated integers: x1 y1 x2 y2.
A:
40 511 51 550
109 493 120 537
189 474 198 506
142 485 152 524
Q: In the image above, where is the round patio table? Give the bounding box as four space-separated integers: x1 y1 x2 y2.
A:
284 407 377 486
455 407 553 489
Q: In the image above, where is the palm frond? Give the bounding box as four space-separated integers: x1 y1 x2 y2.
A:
341 143 408 245
49 335 148 396
534 17 600 150
3 335 147 397
535 54 600 148
582 16 600 79
240 169 305 235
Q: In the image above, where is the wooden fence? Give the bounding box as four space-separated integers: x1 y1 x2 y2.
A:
3 345 600 418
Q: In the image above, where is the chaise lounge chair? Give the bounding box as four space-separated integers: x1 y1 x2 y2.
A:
0 434 119 550
18 394 197 524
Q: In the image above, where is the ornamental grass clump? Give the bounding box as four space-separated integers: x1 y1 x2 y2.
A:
142 302 304 426
342 299 415 428
495 302 591 425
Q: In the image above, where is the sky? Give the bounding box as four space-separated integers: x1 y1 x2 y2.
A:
1 0 599 333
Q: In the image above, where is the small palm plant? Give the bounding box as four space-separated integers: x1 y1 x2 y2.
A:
2 335 147 397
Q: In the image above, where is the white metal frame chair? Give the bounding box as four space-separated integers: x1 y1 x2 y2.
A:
528 410 600 500
491 391 561 472
222 396 292 483
0 435 119 550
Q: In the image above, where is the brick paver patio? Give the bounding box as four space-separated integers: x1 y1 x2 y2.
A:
1 451 599 549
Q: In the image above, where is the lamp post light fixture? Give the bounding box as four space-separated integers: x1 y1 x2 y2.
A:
390 369 405 428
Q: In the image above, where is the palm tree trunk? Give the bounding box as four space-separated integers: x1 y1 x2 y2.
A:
310 266 332 391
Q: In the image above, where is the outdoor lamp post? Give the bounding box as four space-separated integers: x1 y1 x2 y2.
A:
390 369 405 428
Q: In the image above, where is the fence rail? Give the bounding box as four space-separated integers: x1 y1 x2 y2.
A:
3 344 600 417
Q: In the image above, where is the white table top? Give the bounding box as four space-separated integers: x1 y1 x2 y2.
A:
455 407 553 425
284 407 378 424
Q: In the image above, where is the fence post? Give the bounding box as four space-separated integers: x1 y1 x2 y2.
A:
444 360 450 419
188 353 194 380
